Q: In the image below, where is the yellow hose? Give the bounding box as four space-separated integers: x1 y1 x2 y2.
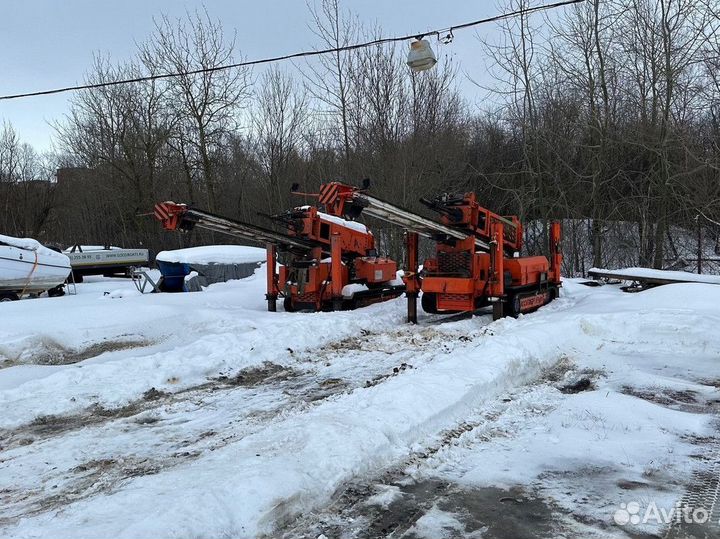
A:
19 251 39 297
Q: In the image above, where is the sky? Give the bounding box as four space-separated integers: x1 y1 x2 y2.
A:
0 1 511 152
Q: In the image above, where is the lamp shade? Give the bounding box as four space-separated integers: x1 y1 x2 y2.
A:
406 39 437 72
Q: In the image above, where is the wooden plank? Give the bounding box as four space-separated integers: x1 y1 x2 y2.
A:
588 268 720 286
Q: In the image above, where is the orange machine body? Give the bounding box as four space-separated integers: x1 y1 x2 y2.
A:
153 200 404 313
285 206 375 255
268 206 402 312
277 253 398 311
314 183 563 321
420 211 562 317
354 257 397 283
432 192 523 254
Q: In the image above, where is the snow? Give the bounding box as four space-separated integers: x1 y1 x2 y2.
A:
63 245 122 252
317 211 369 234
0 233 69 262
156 245 266 265
362 484 403 509
341 283 368 298
590 266 720 285
0 273 718 538
392 281 720 537
407 505 467 538
100 288 142 300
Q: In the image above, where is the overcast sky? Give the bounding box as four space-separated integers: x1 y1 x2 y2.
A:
0 1 512 152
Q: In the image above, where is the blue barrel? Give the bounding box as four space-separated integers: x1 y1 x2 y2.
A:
156 260 191 292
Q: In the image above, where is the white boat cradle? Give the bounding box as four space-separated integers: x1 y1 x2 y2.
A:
0 234 71 301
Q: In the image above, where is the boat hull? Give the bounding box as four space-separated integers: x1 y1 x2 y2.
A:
0 246 71 294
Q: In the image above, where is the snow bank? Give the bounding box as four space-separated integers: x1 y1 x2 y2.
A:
156 245 266 265
0 233 69 262
4 310 570 539
0 290 589 538
0 267 408 427
409 281 720 536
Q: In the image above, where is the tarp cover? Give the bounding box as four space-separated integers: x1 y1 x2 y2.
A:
183 261 261 292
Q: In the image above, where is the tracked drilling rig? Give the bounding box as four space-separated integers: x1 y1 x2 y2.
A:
315 181 562 323
153 201 404 312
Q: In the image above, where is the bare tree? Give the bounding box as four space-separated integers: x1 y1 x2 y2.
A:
139 9 251 212
252 68 309 213
549 0 619 267
305 0 358 176
480 0 545 225
6 0 718 275
58 57 172 206
617 0 713 267
0 122 59 239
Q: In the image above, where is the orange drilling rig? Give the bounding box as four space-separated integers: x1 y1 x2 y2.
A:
315 181 562 322
153 200 404 312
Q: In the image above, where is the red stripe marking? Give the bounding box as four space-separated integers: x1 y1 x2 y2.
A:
154 205 169 220
320 184 338 204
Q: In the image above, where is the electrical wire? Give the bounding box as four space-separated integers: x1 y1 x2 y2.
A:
0 0 584 101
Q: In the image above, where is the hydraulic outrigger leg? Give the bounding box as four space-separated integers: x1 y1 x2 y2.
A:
489 222 505 321
405 231 420 324
266 243 278 312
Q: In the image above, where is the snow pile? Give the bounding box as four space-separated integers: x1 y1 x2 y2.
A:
342 283 368 297
0 233 69 263
402 281 720 537
362 484 402 509
0 267 407 426
156 245 266 265
1 308 568 538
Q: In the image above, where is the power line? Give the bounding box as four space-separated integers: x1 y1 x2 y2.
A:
0 0 584 102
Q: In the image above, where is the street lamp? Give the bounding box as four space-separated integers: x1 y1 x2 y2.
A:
406 39 437 72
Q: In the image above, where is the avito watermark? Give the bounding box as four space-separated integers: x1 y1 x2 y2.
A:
614 500 711 526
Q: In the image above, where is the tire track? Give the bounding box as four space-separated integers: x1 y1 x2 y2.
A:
0 322 483 527
277 357 575 539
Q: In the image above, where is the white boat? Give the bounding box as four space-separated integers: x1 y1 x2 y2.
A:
0 234 71 300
